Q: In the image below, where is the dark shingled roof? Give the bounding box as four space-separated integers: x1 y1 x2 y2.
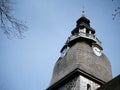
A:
49 42 112 87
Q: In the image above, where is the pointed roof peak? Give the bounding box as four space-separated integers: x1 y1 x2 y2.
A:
76 7 90 27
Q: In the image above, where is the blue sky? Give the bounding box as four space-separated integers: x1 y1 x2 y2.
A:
0 0 120 90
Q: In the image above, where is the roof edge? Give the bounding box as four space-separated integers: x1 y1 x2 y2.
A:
46 68 106 90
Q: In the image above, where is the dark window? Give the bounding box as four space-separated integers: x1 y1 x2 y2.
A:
87 84 91 90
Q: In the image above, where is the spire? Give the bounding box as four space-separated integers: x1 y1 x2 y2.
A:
82 6 85 17
76 6 91 27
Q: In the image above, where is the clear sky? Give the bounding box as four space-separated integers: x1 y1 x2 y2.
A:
0 0 120 90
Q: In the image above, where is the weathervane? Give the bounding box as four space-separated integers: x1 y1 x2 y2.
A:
82 6 85 17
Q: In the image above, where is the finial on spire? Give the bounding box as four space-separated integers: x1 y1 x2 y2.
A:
82 6 85 17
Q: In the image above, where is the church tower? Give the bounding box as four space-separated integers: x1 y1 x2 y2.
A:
47 10 112 90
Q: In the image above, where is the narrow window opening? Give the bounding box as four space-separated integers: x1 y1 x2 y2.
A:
87 84 91 90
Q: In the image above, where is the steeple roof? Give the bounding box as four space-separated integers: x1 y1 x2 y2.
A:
71 9 96 36
77 16 90 26
77 8 90 27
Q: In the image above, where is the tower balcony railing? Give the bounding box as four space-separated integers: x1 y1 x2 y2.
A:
67 32 102 46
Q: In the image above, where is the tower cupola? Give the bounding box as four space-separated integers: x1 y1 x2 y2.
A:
61 10 102 55
76 10 90 27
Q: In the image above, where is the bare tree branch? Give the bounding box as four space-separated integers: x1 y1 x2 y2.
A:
0 0 28 39
112 0 120 20
112 7 120 20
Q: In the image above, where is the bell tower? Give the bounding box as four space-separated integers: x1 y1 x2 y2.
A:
47 10 112 90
